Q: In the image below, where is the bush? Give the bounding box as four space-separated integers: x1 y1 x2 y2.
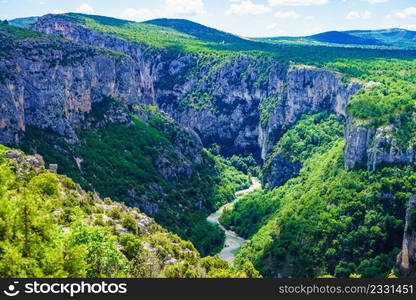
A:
28 173 59 196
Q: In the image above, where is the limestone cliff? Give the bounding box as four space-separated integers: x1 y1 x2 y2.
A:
31 15 361 163
0 27 140 145
397 195 416 276
345 119 416 170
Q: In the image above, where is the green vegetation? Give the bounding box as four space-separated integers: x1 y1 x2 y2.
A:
54 13 416 66
223 113 344 237
20 105 249 257
225 154 259 177
233 141 412 277
271 112 344 163
222 116 414 278
180 91 215 111
326 59 416 146
263 112 344 174
4 12 416 279
0 145 260 278
259 95 279 127
0 22 42 40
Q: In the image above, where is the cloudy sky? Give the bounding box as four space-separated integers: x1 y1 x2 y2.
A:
1 0 416 37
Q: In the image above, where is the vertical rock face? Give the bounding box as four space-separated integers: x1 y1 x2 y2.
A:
262 69 361 159
344 119 375 170
31 15 362 161
0 34 141 146
263 154 302 189
0 15 365 197
344 120 416 170
261 71 361 189
397 195 416 276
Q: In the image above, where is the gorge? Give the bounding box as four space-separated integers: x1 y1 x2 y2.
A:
0 12 416 278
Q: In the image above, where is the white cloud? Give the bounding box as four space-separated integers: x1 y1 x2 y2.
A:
121 8 157 21
365 0 388 3
346 10 372 20
266 23 284 34
346 11 360 20
395 7 416 19
121 0 206 21
268 0 328 6
362 10 372 19
76 3 95 14
267 23 279 30
226 0 271 16
53 9 64 14
400 24 416 31
274 10 301 19
164 0 206 16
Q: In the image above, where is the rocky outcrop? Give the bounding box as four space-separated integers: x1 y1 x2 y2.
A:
344 120 416 170
1 15 364 194
397 195 416 276
133 105 205 186
263 154 301 189
0 30 141 146
261 68 361 159
30 15 361 161
261 70 360 189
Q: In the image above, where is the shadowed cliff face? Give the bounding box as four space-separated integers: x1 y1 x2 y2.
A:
29 14 360 163
344 119 416 171
397 195 416 276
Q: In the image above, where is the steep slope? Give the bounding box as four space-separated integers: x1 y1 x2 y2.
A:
0 22 251 256
225 114 412 278
30 14 360 161
2 13 416 278
20 103 250 256
0 145 260 278
221 59 416 278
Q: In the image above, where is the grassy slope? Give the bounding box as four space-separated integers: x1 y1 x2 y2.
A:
55 14 416 65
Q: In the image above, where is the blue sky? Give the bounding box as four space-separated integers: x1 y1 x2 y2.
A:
1 0 416 37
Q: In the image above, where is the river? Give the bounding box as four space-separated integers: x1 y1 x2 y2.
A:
207 178 261 263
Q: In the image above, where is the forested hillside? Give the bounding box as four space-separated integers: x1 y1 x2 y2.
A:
0 145 260 278
1 11 416 278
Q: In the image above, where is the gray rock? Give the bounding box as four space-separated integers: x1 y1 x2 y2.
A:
397 195 416 276
29 15 362 162
344 120 416 170
49 164 58 173
263 154 301 189
5 150 22 161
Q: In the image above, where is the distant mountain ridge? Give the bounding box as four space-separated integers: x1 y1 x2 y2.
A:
260 28 416 49
9 16 38 28
8 15 416 49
